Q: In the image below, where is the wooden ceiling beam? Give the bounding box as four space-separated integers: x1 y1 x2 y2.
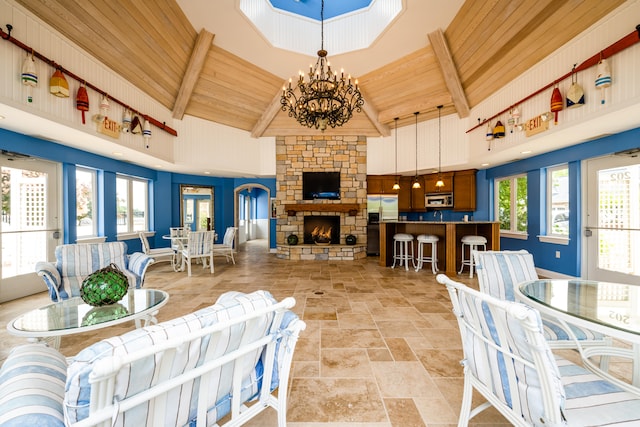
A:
359 89 390 137
428 28 470 118
172 29 214 119
251 88 284 138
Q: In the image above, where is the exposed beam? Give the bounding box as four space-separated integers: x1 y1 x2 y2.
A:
251 87 284 138
359 88 390 137
428 28 470 118
172 29 214 119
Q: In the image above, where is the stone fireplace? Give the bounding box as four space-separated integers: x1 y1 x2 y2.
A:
304 216 340 244
274 135 367 260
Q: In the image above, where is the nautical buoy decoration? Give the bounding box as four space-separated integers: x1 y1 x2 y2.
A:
122 109 132 133
21 52 37 103
566 67 584 109
595 57 611 104
493 120 505 138
49 68 69 98
76 83 89 124
550 85 563 124
143 118 152 149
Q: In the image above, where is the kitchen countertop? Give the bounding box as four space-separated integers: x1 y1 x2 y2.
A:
380 220 499 224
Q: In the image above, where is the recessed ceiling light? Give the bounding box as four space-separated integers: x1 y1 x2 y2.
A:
204 171 210 175
112 152 123 156
481 163 490 166
0 115 5 120
521 150 532 154
154 164 162 168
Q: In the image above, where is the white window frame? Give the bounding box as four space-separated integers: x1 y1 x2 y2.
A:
495 174 528 239
116 174 149 239
540 164 570 244
76 167 97 240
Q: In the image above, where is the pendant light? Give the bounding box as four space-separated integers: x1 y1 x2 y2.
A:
392 117 400 190
435 105 445 189
412 112 421 189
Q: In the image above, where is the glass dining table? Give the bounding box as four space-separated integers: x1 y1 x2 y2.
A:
517 278 640 387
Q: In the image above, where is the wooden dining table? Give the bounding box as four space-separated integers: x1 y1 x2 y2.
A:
517 278 640 389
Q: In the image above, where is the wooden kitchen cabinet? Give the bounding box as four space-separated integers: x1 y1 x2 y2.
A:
423 171 453 193
367 175 399 194
453 169 477 211
398 176 414 211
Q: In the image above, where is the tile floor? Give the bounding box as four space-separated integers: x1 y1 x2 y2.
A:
0 240 628 426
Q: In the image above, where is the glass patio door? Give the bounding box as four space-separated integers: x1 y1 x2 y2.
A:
585 154 640 284
0 155 60 302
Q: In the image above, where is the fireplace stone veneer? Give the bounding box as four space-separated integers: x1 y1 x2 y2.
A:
274 135 368 260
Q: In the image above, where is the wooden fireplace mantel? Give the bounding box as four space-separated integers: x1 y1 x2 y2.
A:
285 203 360 216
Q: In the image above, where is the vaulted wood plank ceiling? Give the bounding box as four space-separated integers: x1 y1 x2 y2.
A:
15 0 625 137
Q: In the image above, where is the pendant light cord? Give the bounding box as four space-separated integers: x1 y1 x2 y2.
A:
320 0 324 51
438 105 442 174
414 112 419 177
394 118 398 175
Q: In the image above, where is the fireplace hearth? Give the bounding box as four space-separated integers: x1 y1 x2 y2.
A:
304 216 340 245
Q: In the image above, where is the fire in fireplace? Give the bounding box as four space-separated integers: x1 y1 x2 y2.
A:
304 216 340 245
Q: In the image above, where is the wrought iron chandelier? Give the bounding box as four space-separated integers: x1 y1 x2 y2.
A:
280 0 364 131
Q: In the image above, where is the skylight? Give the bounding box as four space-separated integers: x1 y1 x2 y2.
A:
239 0 402 56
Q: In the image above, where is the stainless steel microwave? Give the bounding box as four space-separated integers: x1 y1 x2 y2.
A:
425 192 453 208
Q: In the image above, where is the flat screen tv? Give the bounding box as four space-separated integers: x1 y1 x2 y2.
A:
303 172 341 200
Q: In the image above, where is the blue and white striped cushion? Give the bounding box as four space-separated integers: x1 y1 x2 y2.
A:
64 290 281 426
0 344 67 427
474 250 604 342
557 356 640 425
56 242 135 298
458 290 566 425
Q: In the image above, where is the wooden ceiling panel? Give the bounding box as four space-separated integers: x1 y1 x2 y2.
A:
13 0 625 137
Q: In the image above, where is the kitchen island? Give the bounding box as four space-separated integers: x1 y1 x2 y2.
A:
379 221 500 275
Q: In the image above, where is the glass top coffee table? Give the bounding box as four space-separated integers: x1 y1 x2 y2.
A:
7 289 169 348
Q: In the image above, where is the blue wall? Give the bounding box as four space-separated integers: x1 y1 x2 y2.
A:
480 126 640 277
0 129 276 251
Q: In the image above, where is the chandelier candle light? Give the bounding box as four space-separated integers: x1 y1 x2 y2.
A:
280 0 364 131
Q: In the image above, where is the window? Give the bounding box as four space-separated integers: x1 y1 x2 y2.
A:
116 175 148 234
76 168 97 237
496 174 527 236
548 165 569 236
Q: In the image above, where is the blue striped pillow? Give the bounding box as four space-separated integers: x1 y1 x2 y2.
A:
0 344 67 427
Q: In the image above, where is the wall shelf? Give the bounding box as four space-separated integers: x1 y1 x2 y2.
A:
285 203 360 216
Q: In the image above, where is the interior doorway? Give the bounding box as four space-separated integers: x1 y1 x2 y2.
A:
584 153 640 284
234 184 270 252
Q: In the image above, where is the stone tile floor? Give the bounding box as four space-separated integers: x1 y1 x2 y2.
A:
0 240 632 426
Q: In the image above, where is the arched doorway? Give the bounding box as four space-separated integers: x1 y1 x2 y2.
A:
234 184 271 252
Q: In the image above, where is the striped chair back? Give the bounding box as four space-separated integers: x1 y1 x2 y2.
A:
473 250 538 301
187 230 215 256
437 274 566 426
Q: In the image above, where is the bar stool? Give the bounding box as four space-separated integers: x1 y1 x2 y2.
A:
392 233 415 271
458 235 487 278
415 234 439 274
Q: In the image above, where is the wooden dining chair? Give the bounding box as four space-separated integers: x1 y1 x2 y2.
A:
437 273 640 427
180 230 215 276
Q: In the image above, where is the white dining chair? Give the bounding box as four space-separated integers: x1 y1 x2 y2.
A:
472 249 610 366
180 230 215 276
437 273 640 427
213 226 237 264
139 232 175 264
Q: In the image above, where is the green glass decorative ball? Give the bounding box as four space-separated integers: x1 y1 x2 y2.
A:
287 234 298 245
80 263 128 306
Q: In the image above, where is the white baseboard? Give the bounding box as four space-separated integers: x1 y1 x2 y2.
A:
536 268 577 280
